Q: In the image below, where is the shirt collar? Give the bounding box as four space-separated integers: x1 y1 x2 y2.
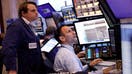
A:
61 44 75 53
22 17 30 25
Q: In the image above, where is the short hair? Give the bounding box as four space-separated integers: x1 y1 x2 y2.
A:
45 26 56 36
52 12 64 28
18 1 37 18
54 25 66 43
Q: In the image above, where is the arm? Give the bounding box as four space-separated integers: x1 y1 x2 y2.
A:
2 24 21 72
77 51 85 58
8 70 17 74
89 58 103 66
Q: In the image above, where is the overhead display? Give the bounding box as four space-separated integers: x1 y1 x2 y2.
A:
73 0 102 18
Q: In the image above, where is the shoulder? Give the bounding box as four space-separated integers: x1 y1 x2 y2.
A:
55 47 75 59
58 47 72 54
13 18 25 26
7 18 25 30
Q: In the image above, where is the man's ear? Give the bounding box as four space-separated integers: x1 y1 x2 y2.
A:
59 36 65 42
22 11 24 16
22 11 26 17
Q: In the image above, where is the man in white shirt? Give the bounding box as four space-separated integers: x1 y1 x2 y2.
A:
54 25 102 73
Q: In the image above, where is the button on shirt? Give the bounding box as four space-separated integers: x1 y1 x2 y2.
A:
53 44 87 73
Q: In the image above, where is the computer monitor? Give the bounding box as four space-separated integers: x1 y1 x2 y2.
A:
38 3 55 18
32 17 43 32
74 18 110 45
72 0 103 19
41 38 59 52
120 24 132 74
85 42 112 60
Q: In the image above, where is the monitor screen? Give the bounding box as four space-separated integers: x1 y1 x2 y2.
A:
74 18 110 44
72 0 103 19
41 38 58 52
86 44 96 59
121 24 132 74
32 17 43 32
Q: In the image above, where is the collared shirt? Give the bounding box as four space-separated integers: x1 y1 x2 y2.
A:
22 17 37 35
22 17 30 25
53 44 87 73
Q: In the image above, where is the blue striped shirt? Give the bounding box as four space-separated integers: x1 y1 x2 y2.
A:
53 44 87 73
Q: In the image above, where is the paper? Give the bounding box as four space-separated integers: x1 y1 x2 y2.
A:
97 61 116 66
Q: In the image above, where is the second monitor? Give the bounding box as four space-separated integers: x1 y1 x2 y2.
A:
74 18 110 45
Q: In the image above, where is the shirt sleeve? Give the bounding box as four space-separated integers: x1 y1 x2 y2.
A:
1 25 21 71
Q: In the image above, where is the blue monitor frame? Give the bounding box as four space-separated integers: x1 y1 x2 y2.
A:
38 3 55 18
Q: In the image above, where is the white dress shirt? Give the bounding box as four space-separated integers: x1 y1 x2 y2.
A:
53 44 87 73
22 17 37 35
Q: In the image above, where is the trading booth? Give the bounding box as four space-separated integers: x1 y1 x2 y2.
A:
38 0 131 73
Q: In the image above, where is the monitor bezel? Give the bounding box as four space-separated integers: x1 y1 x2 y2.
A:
37 3 55 18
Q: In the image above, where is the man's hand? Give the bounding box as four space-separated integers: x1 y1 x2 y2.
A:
77 51 85 58
90 58 103 66
8 70 17 74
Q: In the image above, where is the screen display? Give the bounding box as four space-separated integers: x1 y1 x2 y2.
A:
95 48 99 58
121 24 132 74
32 17 43 32
86 44 96 59
73 0 102 18
74 18 110 44
87 48 92 59
41 38 58 52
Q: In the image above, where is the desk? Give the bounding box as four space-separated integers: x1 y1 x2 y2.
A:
88 66 114 74
88 61 122 74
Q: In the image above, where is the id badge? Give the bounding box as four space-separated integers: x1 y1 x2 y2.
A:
29 42 37 49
